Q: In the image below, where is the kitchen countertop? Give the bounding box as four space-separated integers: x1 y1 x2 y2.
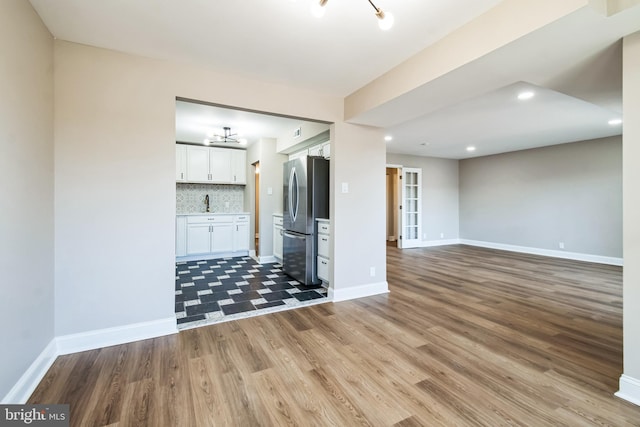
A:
177 212 250 216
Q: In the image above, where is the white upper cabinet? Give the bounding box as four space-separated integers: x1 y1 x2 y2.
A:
186 146 210 182
180 144 247 185
209 147 232 183
230 150 246 184
176 145 187 182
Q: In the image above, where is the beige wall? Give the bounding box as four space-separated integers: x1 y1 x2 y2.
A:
0 1 54 400
460 137 622 258
622 31 640 384
331 122 387 296
53 41 386 335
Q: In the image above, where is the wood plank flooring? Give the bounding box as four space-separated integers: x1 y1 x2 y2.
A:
29 245 640 426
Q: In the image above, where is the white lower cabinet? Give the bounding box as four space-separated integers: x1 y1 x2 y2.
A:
179 214 250 259
316 219 330 283
176 216 187 256
273 215 283 260
233 215 250 251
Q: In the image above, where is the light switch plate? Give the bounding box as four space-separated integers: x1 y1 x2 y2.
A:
341 182 349 193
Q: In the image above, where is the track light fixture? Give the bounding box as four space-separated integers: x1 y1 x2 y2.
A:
311 0 394 30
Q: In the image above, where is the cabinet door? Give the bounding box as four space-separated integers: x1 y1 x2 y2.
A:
176 216 187 256
234 222 250 251
176 145 187 182
186 146 210 182
273 225 283 259
322 142 330 159
211 223 234 253
186 223 211 255
230 150 246 184
209 148 232 183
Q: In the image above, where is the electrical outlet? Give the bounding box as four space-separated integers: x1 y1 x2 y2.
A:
370 267 376 277
423 233 427 240
225 202 230 208
559 242 565 249
440 233 444 239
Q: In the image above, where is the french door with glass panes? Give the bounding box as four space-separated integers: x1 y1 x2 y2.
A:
399 168 422 248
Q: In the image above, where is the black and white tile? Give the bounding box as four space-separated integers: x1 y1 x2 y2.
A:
175 256 328 328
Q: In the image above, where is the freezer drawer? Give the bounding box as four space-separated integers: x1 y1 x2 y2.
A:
283 231 319 285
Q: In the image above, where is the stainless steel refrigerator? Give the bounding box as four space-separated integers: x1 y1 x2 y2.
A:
283 156 329 285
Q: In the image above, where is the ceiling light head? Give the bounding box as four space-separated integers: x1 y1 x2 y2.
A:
311 0 328 18
466 146 476 152
376 9 394 30
517 91 535 100
608 118 623 126
384 135 393 142
368 0 394 30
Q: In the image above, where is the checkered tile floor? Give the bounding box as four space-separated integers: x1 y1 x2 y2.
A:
175 256 328 327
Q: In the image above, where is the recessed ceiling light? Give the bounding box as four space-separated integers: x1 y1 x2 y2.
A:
608 118 623 126
466 146 476 152
384 135 393 142
517 91 535 100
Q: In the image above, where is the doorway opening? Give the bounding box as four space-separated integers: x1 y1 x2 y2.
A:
253 161 260 257
386 167 400 248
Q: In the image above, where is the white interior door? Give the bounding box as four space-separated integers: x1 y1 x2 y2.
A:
399 167 422 249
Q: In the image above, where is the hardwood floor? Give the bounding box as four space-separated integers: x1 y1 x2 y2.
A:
30 245 640 426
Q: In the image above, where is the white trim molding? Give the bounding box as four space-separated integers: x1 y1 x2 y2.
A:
258 255 277 264
616 374 640 406
420 239 461 248
459 239 623 266
1 339 58 404
329 281 389 302
56 317 178 356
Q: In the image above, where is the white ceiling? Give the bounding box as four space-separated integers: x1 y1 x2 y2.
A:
175 100 314 147
29 0 640 159
385 81 623 159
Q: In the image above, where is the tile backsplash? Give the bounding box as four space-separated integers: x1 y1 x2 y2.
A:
176 183 245 214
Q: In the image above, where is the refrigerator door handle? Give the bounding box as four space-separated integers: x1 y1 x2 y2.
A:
289 166 298 224
284 231 306 240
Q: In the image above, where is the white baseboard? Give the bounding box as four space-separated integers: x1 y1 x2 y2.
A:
616 374 640 406
176 250 250 263
420 239 461 247
329 281 389 302
459 239 623 266
258 255 277 264
56 317 178 356
1 339 58 404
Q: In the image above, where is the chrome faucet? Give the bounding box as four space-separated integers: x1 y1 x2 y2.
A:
204 195 210 212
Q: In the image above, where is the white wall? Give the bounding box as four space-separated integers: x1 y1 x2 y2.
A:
257 139 288 258
245 138 287 258
620 30 640 402
386 153 460 242
459 137 622 258
0 0 54 400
